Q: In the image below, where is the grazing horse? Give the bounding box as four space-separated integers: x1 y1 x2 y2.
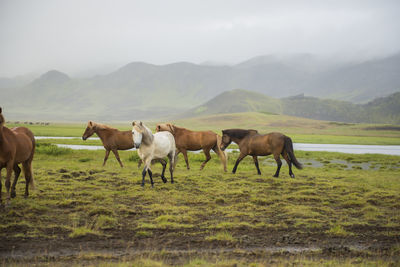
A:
0 107 35 205
156 123 227 172
82 121 134 167
132 121 176 187
220 129 302 178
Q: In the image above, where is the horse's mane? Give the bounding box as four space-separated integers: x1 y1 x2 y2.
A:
222 129 258 139
92 122 117 130
140 123 154 144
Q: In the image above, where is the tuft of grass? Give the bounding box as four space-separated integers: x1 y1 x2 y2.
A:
128 151 140 162
206 231 236 242
78 158 91 162
69 226 102 238
36 143 72 155
95 215 118 230
135 230 153 238
326 224 352 236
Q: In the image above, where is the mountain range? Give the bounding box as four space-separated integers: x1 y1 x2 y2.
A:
1 53 399 122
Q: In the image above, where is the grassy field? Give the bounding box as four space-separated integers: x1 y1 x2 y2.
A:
6 112 400 145
1 143 399 265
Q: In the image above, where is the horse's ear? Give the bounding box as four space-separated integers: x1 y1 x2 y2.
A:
139 121 143 126
156 125 161 132
132 121 135 126
89 121 93 127
0 107 2 114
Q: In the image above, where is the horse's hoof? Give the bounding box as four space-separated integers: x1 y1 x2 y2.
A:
151 184 154 188
273 175 279 178
141 183 144 187
290 174 295 178
11 192 16 198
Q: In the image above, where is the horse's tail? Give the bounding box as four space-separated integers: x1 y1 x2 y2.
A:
30 135 36 190
216 135 228 172
173 150 179 170
284 136 302 169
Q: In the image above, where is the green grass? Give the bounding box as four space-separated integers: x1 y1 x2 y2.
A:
1 143 400 264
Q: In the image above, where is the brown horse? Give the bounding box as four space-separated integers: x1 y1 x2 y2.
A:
82 121 134 167
0 107 35 205
220 129 302 178
156 123 227 172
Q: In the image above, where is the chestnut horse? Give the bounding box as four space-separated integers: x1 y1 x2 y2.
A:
156 124 227 172
0 107 35 205
82 121 134 167
220 129 302 178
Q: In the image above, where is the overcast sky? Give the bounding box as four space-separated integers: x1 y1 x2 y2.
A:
1 0 400 77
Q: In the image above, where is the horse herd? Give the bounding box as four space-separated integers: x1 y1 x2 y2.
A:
0 107 302 205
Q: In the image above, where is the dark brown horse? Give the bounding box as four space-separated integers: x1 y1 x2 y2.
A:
82 121 134 167
220 129 302 178
156 124 227 172
0 108 35 205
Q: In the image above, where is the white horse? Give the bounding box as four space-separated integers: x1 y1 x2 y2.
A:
132 121 176 187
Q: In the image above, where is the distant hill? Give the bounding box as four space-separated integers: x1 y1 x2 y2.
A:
187 89 400 124
185 89 282 117
1 53 400 121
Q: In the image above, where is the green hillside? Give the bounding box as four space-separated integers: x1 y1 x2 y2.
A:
187 90 400 124
185 89 282 117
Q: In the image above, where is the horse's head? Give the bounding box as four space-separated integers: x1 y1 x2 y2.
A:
220 130 232 151
82 121 96 140
0 107 4 127
132 121 145 148
155 123 175 134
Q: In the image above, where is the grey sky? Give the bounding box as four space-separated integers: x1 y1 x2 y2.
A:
1 0 400 77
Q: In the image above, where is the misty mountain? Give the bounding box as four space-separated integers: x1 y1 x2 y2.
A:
188 89 400 124
1 53 399 121
184 89 282 117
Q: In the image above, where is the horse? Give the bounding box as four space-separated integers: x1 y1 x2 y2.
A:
82 121 134 167
132 121 176 187
0 107 35 205
220 129 302 178
155 123 227 172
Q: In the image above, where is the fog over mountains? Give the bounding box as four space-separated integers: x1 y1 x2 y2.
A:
1 53 399 123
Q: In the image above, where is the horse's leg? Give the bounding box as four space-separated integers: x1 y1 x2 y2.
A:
200 148 212 170
147 169 154 187
138 159 142 168
5 162 13 204
158 159 167 183
232 152 247 174
103 149 110 166
22 161 33 197
141 165 147 187
252 156 261 175
273 153 282 178
112 149 124 168
282 151 294 178
10 164 21 198
141 158 153 187
0 169 2 205
168 152 175 184
180 149 190 170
